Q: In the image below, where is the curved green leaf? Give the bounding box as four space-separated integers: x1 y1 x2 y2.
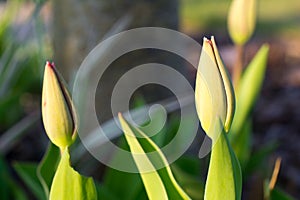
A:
37 142 60 199
49 148 97 200
204 128 242 200
231 44 269 135
118 113 191 200
13 162 45 200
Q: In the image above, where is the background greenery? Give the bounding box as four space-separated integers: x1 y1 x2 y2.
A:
0 0 299 199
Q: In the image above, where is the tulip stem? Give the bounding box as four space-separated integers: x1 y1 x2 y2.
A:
233 44 244 90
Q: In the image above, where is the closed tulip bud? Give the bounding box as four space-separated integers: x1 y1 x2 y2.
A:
42 61 77 149
195 37 235 139
227 0 256 45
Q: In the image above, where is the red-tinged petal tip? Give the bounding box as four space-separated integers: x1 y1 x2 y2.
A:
207 39 213 46
204 37 214 49
46 61 55 69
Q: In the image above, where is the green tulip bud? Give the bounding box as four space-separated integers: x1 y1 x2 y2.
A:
42 61 77 149
195 37 235 138
227 0 256 45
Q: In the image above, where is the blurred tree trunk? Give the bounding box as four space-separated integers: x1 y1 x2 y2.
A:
52 0 178 81
52 0 182 122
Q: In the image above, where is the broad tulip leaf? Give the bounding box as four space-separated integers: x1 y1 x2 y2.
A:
204 128 242 200
231 44 269 135
49 149 97 200
118 113 191 200
13 162 45 200
37 142 60 199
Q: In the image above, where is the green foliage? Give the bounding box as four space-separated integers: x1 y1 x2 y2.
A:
269 188 295 200
102 167 145 200
1 0 295 199
13 162 45 200
231 118 252 168
101 138 146 200
37 142 60 198
119 113 191 200
245 141 278 176
49 149 97 200
0 157 28 200
204 130 242 200
263 159 295 200
0 0 47 129
231 45 270 136
171 160 204 200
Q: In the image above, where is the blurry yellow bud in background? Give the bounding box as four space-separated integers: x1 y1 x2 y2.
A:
228 0 256 45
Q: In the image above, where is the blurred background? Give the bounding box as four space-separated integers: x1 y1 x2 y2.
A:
0 0 299 199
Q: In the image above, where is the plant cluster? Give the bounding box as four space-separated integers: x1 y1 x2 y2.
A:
1 0 296 199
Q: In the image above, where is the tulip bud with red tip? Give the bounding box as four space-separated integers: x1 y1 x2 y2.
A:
42 61 77 149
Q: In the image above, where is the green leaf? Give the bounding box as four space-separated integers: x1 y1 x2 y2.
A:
231 44 269 135
173 156 202 177
94 182 120 200
231 118 252 169
245 141 278 175
270 188 295 200
0 157 10 200
37 142 60 199
0 156 28 200
49 148 97 200
204 129 242 200
171 165 204 200
118 113 191 200
102 137 146 200
263 180 295 200
13 162 45 200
